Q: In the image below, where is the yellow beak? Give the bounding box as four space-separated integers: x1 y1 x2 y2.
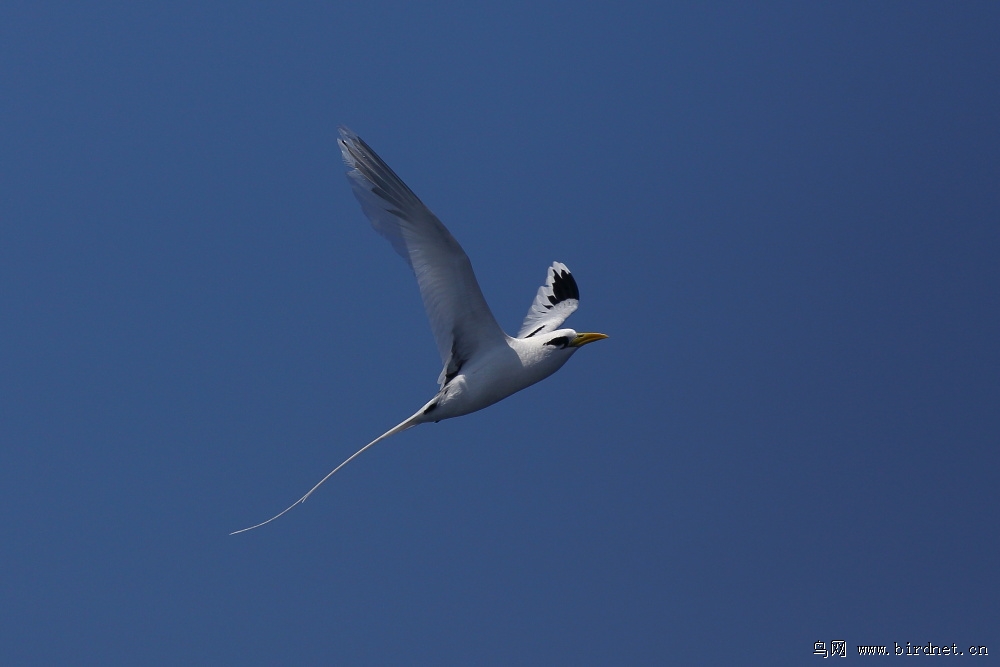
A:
570 332 609 347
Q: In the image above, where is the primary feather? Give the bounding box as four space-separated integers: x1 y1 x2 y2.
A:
518 261 581 338
339 128 506 387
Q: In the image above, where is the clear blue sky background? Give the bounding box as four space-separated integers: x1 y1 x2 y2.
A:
2 3 997 665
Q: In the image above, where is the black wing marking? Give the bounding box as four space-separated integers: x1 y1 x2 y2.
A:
546 267 579 307
516 261 580 338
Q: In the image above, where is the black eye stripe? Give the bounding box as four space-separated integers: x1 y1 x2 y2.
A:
545 336 569 348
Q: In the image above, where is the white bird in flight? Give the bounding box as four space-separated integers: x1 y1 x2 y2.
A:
231 127 607 534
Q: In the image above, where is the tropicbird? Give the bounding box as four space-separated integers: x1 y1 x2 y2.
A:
231 127 607 534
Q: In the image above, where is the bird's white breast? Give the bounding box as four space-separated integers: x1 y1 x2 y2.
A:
428 337 574 420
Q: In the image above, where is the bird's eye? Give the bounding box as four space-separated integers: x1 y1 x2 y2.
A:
545 336 569 348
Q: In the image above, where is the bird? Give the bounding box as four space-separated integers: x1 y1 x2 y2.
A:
231 127 607 534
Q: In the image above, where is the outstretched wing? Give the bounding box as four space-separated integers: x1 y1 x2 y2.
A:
338 128 508 386
517 261 580 338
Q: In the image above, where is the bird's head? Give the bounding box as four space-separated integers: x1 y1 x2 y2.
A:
542 329 609 352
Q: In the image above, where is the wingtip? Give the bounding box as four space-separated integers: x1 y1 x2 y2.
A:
338 127 360 167
338 125 359 143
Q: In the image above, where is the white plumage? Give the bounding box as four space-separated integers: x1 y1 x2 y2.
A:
232 128 607 534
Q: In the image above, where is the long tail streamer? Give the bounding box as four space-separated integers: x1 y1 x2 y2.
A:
230 416 420 535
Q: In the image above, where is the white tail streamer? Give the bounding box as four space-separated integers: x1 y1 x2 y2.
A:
230 414 422 535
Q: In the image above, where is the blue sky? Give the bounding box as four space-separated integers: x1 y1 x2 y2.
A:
2 2 997 664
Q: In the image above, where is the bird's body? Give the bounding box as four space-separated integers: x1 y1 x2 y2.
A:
231 128 606 534
418 331 578 422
